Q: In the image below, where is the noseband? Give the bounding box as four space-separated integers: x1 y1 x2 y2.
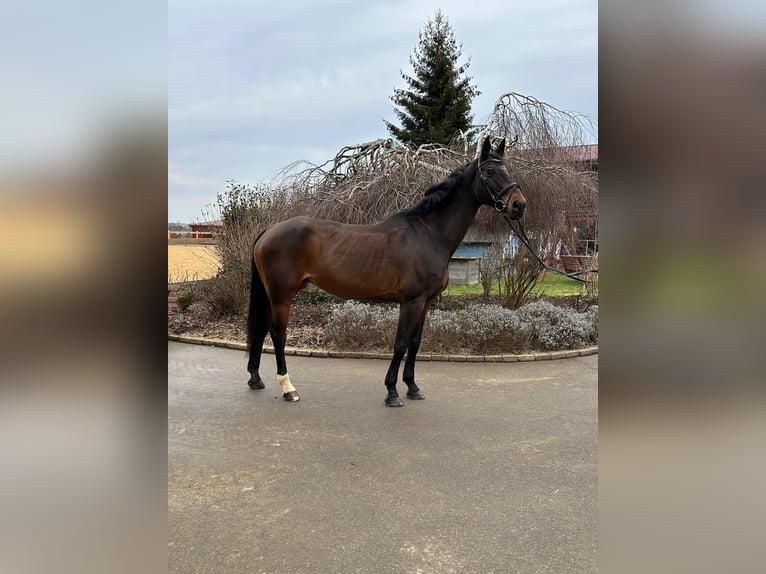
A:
477 156 521 213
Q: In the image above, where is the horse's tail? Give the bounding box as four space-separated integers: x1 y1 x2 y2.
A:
247 228 271 350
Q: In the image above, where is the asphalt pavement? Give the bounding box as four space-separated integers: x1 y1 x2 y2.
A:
168 341 597 573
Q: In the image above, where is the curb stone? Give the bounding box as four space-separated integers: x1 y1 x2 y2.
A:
168 334 598 362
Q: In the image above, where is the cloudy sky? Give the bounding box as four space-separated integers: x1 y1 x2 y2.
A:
168 0 597 222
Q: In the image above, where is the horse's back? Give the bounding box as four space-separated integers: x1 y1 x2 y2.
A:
260 215 404 255
255 215 437 301
257 216 372 258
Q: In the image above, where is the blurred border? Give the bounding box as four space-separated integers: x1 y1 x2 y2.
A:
600 1 765 572
0 1 167 573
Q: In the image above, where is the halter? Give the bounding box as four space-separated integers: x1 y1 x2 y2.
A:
476 156 521 213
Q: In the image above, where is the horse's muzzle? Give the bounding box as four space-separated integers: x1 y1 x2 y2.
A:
509 199 526 220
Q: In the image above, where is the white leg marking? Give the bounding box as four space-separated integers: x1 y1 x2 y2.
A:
276 373 296 394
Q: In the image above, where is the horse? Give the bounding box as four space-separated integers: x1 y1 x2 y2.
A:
246 137 527 407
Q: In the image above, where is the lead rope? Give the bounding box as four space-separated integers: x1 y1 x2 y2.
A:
505 216 598 284
478 155 598 284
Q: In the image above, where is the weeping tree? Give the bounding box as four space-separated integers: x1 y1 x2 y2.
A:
472 92 597 238
274 139 467 225
282 92 596 254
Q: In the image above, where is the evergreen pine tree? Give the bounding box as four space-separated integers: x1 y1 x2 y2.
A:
385 10 480 147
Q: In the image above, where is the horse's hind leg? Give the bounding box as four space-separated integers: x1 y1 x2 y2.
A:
270 300 300 402
246 253 271 390
246 318 269 389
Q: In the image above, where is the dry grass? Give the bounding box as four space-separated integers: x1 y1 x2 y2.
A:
167 245 220 282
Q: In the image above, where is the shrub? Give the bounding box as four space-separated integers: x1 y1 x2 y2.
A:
423 304 530 354
176 289 194 312
198 273 248 318
213 181 289 281
501 250 542 309
478 244 503 297
323 301 399 350
477 243 544 308
516 300 598 350
586 304 598 340
196 181 290 318
322 300 598 354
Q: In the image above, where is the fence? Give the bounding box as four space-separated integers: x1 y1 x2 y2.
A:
168 230 218 245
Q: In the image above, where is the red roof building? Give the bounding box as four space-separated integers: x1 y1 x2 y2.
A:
190 219 223 233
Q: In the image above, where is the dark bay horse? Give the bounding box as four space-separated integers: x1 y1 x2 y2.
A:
246 138 526 407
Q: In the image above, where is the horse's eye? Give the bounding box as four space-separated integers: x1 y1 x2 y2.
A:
487 168 494 176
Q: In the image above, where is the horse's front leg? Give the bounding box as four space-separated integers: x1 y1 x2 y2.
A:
401 299 433 401
384 299 426 407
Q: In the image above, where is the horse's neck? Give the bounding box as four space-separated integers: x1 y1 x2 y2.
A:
423 173 481 256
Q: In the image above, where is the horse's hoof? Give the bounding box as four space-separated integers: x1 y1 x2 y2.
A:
385 396 405 407
248 376 265 389
283 391 300 402
406 390 426 400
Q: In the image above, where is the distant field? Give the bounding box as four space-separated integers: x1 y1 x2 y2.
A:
168 245 220 282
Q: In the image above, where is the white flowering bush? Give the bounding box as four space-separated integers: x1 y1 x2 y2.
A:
323 300 598 353
516 300 598 350
423 305 529 353
586 304 598 341
324 301 399 350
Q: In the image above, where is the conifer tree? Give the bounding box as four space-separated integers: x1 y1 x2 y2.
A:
385 10 480 146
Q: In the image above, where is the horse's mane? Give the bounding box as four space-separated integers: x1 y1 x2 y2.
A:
401 165 466 218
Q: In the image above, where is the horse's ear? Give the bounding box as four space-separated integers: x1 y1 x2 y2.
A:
480 137 491 160
496 138 506 156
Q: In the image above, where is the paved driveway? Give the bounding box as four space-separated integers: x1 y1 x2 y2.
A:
168 342 597 573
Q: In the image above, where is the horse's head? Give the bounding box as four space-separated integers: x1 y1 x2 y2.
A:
476 137 526 220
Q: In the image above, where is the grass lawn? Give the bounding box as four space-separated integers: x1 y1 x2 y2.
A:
443 272 594 297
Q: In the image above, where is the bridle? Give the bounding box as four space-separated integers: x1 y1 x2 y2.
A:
477 155 598 285
476 156 521 214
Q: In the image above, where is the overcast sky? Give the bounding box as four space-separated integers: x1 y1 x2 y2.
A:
168 0 597 222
